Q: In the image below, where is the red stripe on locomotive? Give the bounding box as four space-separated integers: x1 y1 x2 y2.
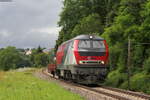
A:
56 44 66 64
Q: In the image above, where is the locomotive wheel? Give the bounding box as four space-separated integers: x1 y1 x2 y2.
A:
56 69 61 79
67 71 72 80
72 74 78 83
64 70 72 80
64 70 67 80
51 71 55 77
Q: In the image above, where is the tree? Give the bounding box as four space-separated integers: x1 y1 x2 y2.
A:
37 46 44 53
34 53 49 67
72 13 103 37
103 0 148 90
56 0 117 50
0 47 26 71
29 47 50 67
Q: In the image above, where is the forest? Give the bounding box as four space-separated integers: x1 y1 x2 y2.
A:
55 0 150 93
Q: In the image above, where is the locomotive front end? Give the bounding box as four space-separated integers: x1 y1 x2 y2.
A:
73 35 109 84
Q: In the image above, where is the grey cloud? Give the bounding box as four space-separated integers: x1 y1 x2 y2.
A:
0 0 63 48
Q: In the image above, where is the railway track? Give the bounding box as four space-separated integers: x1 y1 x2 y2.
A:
95 86 150 100
42 69 150 100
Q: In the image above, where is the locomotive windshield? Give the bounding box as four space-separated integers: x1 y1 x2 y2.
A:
78 40 105 49
78 40 90 48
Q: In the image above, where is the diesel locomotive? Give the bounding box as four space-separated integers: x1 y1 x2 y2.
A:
53 35 109 84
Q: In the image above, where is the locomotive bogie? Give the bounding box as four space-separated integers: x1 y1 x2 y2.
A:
72 66 107 84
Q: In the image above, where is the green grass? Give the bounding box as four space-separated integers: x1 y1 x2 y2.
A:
0 69 84 100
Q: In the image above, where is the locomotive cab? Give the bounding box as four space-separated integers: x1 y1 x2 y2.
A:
74 38 108 66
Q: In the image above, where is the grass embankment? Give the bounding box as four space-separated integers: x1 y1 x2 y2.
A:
0 69 84 100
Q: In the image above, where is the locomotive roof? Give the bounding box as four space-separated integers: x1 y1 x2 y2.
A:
73 35 104 40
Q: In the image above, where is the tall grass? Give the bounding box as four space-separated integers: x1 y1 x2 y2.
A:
0 71 4 80
0 69 84 100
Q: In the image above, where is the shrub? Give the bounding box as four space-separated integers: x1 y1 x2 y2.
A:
129 72 150 94
105 70 127 87
143 57 150 74
34 53 49 67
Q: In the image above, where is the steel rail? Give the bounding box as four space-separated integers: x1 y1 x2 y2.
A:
100 86 150 100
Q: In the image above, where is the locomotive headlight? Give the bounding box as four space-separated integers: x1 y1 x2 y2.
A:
79 61 83 64
101 61 105 64
89 36 93 39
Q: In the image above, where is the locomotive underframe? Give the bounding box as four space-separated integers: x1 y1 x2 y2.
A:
56 65 108 84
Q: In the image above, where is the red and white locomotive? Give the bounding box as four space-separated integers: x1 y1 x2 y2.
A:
50 35 109 84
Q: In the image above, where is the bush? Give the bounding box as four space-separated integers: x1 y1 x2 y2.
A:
34 53 49 67
129 73 150 94
105 70 127 87
120 58 150 93
143 57 150 73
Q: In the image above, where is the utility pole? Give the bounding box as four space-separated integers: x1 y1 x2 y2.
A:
126 39 150 90
127 37 131 90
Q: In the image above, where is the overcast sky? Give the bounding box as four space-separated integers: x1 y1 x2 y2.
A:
0 0 63 49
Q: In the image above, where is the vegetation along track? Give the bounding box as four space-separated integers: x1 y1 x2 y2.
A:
42 69 150 100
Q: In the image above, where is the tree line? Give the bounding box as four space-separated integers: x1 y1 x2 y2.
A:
0 46 55 71
55 0 150 93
